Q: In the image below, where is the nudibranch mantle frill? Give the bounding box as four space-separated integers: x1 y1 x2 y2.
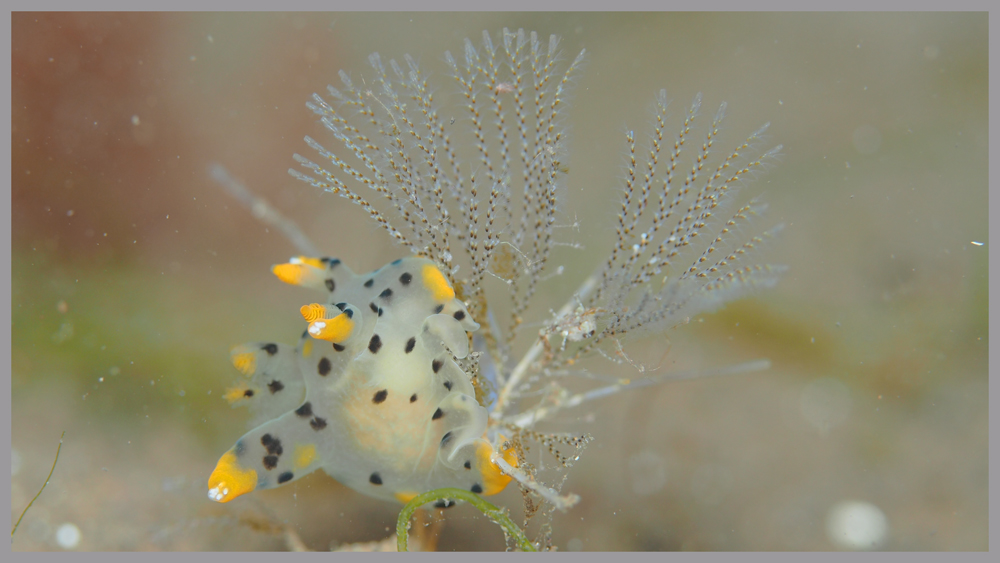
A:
208 256 517 504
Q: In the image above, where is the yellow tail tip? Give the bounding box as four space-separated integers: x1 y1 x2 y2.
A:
207 451 257 503
476 436 519 496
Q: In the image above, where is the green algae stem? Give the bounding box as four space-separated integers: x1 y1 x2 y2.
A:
396 488 536 552
12 431 65 539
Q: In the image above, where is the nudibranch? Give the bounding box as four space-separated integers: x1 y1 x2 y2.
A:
208 256 517 505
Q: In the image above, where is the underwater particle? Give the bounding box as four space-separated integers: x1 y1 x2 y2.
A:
51 322 74 344
826 500 888 550
55 522 81 549
799 377 852 434
851 125 882 155
627 449 667 496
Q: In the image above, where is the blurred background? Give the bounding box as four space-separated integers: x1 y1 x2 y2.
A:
10 12 987 551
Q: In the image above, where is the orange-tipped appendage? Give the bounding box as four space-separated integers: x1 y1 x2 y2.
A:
299 303 328 322
306 311 354 344
476 436 519 496
272 256 327 288
230 349 257 376
207 450 257 503
422 264 455 302
395 491 419 504
223 383 254 405
272 263 311 286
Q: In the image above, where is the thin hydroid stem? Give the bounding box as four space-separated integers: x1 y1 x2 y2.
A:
209 163 321 257
491 274 598 420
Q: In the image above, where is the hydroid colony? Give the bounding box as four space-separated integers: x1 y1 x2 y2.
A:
209 28 784 542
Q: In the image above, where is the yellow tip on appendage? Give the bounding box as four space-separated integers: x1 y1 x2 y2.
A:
273 256 328 288
307 312 354 343
300 303 327 322
223 384 254 405
207 451 257 503
272 263 309 286
395 491 419 504
422 264 455 302
476 436 519 496
230 350 257 376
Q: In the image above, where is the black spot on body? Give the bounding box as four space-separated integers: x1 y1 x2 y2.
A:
471 483 483 494
405 337 416 353
335 302 347 311
372 389 388 404
243 389 254 398
261 434 283 456
278 471 294 484
379 288 393 300
432 360 443 373
333 343 345 352
342 307 354 319
325 278 335 292
464 460 472 470
268 380 284 393
410 394 418 403
391 258 402 266
434 499 455 509
453 310 466 321
444 381 453 391
364 278 374 288
432 408 444 420
434 304 444 314
369 302 378 314
399 272 412 285
318 357 331 376
369 472 383 485
262 343 278 356
301 329 310 339
327 258 341 267
263 455 278 470
310 417 327 430
369 335 382 353
295 402 313 417
234 440 245 456
440 431 453 447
